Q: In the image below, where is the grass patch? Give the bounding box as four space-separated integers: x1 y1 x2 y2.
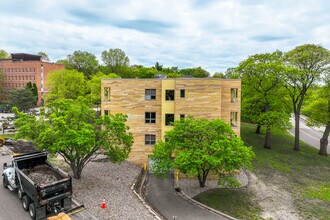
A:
195 122 330 220
194 188 263 220
305 184 330 202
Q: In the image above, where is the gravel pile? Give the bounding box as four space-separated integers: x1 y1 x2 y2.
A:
177 169 249 198
27 172 58 185
72 155 155 220
23 165 61 185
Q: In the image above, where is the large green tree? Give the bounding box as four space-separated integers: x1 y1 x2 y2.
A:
67 51 99 79
303 80 330 156
46 69 89 101
26 82 38 104
238 51 291 149
151 116 254 187
8 88 36 111
13 97 133 179
101 48 130 75
284 44 330 151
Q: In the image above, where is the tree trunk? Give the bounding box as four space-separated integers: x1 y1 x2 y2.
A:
255 124 261 134
197 173 203 187
264 126 271 149
294 112 300 151
319 125 329 156
70 163 83 179
197 170 209 187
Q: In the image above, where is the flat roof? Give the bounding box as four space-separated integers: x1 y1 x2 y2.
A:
11 53 42 61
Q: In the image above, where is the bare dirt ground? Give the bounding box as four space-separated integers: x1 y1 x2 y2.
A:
248 172 301 220
179 170 302 220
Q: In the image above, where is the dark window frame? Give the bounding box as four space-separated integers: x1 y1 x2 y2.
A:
145 112 156 124
180 89 185 98
231 88 238 102
104 87 111 101
145 89 156 100
230 112 238 127
145 134 156 145
165 90 175 101
165 114 175 126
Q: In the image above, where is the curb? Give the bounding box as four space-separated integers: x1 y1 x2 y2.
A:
131 169 164 220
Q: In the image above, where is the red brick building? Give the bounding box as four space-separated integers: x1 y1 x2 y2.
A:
0 53 64 105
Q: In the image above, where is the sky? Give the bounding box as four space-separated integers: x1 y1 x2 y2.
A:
0 0 329 74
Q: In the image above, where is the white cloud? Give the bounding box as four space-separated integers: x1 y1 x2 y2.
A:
0 0 329 73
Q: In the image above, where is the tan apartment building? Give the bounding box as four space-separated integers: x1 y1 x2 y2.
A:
101 78 241 165
0 53 64 105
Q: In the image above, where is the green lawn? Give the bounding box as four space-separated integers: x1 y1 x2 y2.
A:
194 123 330 220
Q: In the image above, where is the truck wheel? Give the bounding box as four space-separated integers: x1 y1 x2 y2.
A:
18 188 25 199
29 203 36 220
3 175 8 188
22 195 31 211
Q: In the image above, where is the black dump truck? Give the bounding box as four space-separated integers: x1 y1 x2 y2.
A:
2 151 72 219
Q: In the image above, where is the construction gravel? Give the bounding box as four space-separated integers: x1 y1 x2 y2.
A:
71 155 156 220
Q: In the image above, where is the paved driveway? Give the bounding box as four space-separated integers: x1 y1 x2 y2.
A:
145 174 229 220
289 117 329 152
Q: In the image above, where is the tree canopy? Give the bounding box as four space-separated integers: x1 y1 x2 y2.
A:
284 44 330 151
13 97 134 179
238 51 291 149
8 87 37 111
178 67 210 78
46 69 89 101
302 82 330 155
101 48 130 75
151 116 254 187
67 50 99 79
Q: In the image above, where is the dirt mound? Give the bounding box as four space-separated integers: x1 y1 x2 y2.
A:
23 165 61 185
5 139 37 153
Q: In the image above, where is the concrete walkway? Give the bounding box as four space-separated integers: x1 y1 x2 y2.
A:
145 174 230 220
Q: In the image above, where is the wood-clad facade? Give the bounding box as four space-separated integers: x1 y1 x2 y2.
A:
101 78 241 165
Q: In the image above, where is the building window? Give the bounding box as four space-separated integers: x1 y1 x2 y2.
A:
180 114 185 119
145 134 156 145
231 88 238 102
145 112 156 124
145 89 156 100
180 89 185 98
104 87 111 101
104 110 109 115
230 112 238 127
165 90 175 101
165 114 175 126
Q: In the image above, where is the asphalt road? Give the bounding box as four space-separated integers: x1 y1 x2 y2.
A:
145 174 229 220
289 117 329 152
0 155 31 220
